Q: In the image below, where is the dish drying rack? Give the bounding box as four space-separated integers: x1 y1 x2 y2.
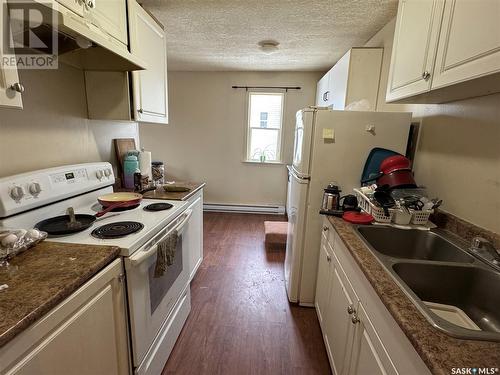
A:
353 189 432 225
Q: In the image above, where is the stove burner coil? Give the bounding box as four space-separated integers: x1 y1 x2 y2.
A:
144 203 173 211
91 221 144 239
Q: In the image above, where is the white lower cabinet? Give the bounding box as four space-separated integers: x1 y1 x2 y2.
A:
0 259 130 375
324 263 357 375
348 302 397 375
186 189 204 281
315 238 332 326
316 218 430 375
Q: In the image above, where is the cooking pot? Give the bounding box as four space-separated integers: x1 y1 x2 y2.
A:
377 169 417 189
380 155 411 174
361 155 417 189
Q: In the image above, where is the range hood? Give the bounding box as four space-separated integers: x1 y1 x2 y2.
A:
8 0 146 71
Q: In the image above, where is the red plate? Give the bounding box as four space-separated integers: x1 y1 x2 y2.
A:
342 211 374 224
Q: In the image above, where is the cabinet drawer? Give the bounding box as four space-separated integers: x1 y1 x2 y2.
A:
321 218 336 247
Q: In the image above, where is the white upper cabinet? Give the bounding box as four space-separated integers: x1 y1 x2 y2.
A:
56 0 128 44
316 70 332 106
0 0 23 109
387 0 500 103
90 0 129 45
128 0 169 124
431 0 500 89
316 48 383 111
386 0 444 102
55 0 85 16
86 1 169 124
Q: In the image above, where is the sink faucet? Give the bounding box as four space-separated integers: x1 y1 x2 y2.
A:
470 236 500 267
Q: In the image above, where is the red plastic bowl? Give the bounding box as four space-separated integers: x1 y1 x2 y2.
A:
342 211 374 224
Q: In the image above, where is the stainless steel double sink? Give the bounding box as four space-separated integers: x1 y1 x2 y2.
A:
355 226 500 342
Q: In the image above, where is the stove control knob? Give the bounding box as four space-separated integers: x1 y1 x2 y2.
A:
10 186 24 201
29 182 42 196
96 170 104 180
104 168 111 177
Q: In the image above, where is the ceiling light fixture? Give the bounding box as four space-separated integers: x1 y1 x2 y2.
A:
258 40 279 54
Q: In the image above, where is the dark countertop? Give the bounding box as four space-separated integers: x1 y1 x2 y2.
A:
327 216 500 375
142 181 205 201
0 241 120 348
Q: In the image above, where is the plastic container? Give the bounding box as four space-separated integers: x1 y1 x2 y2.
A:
392 209 412 225
354 188 394 223
123 155 139 189
411 209 433 225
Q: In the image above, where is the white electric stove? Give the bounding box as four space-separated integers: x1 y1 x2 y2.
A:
0 163 194 375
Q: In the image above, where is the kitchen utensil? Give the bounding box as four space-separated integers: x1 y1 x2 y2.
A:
35 201 131 236
373 187 396 217
340 194 359 212
97 192 143 208
432 199 443 210
342 211 374 224
360 148 400 185
67 207 82 229
321 183 342 212
97 186 156 208
354 188 394 224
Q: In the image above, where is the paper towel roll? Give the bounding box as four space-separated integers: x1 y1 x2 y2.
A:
139 150 152 181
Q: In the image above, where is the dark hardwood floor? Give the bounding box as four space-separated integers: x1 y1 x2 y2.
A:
162 212 331 375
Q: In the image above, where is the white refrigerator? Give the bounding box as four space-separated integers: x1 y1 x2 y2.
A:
285 108 412 305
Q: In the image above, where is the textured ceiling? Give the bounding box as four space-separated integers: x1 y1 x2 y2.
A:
140 0 398 71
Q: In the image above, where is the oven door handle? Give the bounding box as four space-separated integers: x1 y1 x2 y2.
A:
128 209 193 267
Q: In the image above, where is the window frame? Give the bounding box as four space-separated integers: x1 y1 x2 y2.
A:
244 91 285 164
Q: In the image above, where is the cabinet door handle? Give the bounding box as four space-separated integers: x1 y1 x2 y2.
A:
324 91 330 101
422 71 431 81
351 314 360 324
326 254 331 263
347 304 355 315
9 83 25 93
323 226 328 232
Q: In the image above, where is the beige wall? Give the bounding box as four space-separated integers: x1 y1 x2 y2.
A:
0 64 139 178
365 19 500 233
139 71 321 207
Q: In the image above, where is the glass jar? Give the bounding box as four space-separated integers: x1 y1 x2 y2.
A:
151 161 165 186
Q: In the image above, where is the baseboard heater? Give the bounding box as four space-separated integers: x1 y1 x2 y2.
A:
203 203 286 215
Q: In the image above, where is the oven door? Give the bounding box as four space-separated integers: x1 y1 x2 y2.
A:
124 208 193 367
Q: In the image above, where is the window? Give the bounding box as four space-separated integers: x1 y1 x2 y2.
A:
260 112 268 128
246 92 284 163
